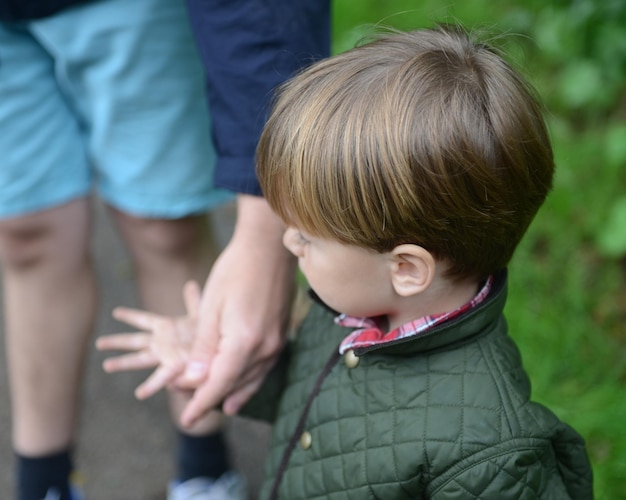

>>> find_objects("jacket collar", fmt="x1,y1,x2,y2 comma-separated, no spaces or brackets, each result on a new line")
354,269,508,356
336,275,493,355
309,269,508,357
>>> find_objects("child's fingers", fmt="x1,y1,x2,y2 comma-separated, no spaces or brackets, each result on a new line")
135,365,184,400
112,307,161,330
96,333,151,352
102,351,158,373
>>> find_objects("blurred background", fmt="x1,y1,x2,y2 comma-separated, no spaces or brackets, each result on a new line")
333,1,626,498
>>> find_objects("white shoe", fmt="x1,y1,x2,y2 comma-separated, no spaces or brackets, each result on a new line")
42,484,84,500
167,471,247,500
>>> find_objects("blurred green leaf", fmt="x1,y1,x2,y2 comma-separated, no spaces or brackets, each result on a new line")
558,60,606,108
605,124,626,168
596,197,626,257
533,8,580,58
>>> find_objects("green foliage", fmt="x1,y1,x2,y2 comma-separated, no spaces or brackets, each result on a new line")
504,0,626,118
598,196,626,257
332,1,626,497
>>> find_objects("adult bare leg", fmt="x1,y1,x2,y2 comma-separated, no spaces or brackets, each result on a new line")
108,207,223,436
0,198,96,456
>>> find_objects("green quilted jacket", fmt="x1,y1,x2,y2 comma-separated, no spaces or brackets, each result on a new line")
244,271,593,499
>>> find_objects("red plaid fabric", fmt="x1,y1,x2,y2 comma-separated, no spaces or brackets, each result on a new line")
336,276,493,354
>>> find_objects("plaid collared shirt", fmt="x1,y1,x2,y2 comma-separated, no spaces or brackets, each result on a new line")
336,276,493,355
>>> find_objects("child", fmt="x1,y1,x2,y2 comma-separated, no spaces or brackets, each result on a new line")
97,25,593,499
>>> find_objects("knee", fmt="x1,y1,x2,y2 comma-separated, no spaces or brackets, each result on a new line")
122,216,210,260
0,219,54,270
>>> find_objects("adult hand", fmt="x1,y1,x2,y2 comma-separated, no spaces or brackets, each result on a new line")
179,195,296,427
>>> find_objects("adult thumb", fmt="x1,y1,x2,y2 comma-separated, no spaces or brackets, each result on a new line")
181,300,220,385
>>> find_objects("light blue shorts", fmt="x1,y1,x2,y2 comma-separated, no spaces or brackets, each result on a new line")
0,0,232,219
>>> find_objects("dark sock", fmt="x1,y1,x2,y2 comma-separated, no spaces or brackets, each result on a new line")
177,431,229,482
17,448,73,500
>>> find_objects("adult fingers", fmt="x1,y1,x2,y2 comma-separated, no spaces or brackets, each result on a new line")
179,328,282,425
221,366,271,415
181,289,221,385
179,341,245,427
183,280,202,318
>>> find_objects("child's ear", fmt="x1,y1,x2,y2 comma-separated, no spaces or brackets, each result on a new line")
389,244,435,297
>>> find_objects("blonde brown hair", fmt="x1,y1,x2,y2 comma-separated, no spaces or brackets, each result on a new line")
257,24,554,280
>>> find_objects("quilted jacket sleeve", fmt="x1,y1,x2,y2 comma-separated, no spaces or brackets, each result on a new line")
427,438,591,500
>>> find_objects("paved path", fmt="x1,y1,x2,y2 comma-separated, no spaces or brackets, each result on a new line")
0,200,271,499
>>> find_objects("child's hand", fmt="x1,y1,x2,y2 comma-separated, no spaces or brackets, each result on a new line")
96,281,202,400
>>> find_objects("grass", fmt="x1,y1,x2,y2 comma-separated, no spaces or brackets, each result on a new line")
333,2,626,498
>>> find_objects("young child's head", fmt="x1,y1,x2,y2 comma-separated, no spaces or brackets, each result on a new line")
257,24,553,290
